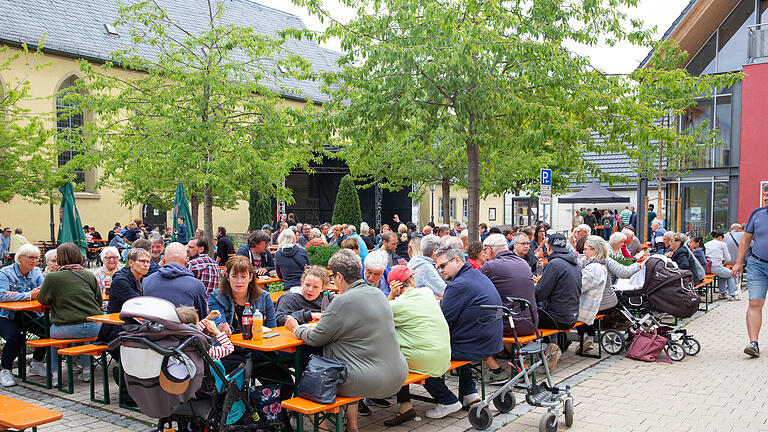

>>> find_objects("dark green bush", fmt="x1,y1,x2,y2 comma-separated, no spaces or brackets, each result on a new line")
306,245,340,267
331,175,362,230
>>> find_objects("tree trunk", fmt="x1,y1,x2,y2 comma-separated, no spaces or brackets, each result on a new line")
190,193,200,230
466,139,480,242
441,176,450,225
204,183,214,257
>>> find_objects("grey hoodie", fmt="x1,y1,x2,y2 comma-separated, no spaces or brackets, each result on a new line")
407,255,446,297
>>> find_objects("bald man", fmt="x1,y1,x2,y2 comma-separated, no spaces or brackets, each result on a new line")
143,242,208,318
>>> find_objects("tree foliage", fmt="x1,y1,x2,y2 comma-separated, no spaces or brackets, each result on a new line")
331,174,362,228
0,44,59,203
248,188,273,232
66,0,322,241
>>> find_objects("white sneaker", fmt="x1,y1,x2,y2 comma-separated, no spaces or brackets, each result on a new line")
28,361,47,377
0,369,16,387
78,369,91,382
462,392,481,407
425,401,462,419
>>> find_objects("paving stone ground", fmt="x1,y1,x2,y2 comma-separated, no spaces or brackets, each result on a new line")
0,288,758,431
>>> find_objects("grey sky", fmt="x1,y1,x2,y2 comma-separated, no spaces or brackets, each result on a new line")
254,0,691,74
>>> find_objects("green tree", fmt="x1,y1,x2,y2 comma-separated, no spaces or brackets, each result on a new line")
332,175,362,228
66,0,321,241
300,0,668,240
0,44,59,203
248,188,273,232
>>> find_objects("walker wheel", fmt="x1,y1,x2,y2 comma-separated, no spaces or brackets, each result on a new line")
468,404,493,430
564,397,574,426
492,390,516,413
667,342,686,361
539,411,557,432
682,337,701,356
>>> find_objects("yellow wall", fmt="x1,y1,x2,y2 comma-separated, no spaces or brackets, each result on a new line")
0,46,256,240
417,186,505,228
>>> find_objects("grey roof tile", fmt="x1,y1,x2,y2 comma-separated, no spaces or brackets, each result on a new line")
0,0,340,103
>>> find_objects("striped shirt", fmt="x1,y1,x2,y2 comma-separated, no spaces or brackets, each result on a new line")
197,321,234,360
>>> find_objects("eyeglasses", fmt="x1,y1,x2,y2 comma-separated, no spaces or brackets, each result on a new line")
437,257,458,270
104,256,119,260
22,255,39,261
514,242,529,247
228,273,251,281
134,259,151,265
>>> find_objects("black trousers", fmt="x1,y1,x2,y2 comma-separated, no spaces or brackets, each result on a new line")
0,312,47,370
221,348,296,400
537,309,575,351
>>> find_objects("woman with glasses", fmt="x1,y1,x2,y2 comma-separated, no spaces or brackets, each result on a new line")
0,244,46,387
94,246,122,295
97,247,151,344
666,232,703,285
38,243,102,383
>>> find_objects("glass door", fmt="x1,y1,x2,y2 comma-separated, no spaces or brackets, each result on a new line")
681,182,712,237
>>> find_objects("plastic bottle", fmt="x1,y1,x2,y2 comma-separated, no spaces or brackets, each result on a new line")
321,291,329,313
242,303,253,340
252,307,263,342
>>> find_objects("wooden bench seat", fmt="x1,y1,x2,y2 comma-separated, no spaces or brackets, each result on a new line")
58,344,108,356
0,394,62,431
26,337,97,348
57,344,111,403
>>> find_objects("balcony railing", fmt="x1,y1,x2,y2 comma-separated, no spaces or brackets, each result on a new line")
748,23,768,62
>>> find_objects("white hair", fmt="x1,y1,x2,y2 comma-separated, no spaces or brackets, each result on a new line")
575,224,591,234
364,250,388,270
651,219,663,227
608,232,626,247
460,230,468,239
44,249,57,261
360,222,370,236
421,235,442,257
310,228,322,239
278,229,297,248
663,231,675,241
442,236,463,249
347,225,357,234
100,246,120,260
15,244,40,264
621,228,634,238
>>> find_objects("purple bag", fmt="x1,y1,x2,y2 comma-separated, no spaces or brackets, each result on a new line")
626,330,671,363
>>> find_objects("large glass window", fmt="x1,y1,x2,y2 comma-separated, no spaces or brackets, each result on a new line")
714,95,732,166
717,0,755,72
713,182,730,232
504,193,513,225
761,0,768,23
56,80,85,185
681,182,712,237
687,34,716,76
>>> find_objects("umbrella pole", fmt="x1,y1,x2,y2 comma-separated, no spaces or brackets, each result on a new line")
49,201,55,244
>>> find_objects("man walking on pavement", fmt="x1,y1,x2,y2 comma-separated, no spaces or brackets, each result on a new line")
733,183,768,357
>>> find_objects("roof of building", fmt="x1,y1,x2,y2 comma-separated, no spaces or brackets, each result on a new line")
638,0,699,69
0,0,340,103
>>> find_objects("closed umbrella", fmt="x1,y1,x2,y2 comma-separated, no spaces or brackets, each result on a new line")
172,183,194,242
57,182,86,255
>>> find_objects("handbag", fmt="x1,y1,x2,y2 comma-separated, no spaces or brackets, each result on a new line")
705,260,712,274
297,355,347,404
626,330,671,363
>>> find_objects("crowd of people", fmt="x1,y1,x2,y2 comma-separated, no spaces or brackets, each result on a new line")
1,186,767,429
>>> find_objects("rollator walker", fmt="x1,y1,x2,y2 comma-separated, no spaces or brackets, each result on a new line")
470,298,573,432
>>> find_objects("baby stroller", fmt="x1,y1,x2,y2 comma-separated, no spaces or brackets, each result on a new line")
600,257,701,361
469,298,574,432
108,297,269,431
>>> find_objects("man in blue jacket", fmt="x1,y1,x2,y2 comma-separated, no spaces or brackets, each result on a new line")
423,244,503,419
143,242,208,319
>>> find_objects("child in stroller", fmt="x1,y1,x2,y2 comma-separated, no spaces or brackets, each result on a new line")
110,296,283,431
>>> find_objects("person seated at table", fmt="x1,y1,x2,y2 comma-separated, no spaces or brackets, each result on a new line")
466,241,486,270
97,247,151,344
382,266,451,427
407,235,446,297
0,244,46,387
274,229,310,291
426,245,503,419
666,233,702,285
328,224,345,246
650,219,667,253
123,222,141,244
108,227,126,251
362,250,391,295
622,227,642,256
143,243,208,319
576,236,608,353
608,232,631,258
535,233,581,366
340,237,361,255
208,256,293,400
305,228,327,247
285,249,408,432
689,236,707,269
275,265,334,326
94,246,122,295
705,231,738,300
175,307,233,360
131,238,159,277
236,230,275,276
42,249,58,276
38,243,102,383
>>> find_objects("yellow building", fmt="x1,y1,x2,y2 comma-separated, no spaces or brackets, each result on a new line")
0,1,341,241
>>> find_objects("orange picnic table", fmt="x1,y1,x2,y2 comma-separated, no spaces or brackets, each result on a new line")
256,276,282,285
87,312,124,326
0,300,52,387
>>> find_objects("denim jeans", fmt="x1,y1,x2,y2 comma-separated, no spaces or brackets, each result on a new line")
747,257,768,300
0,312,46,370
711,264,736,296
49,321,101,371
423,350,489,405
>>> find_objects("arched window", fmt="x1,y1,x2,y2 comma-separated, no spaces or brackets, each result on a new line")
56,79,85,184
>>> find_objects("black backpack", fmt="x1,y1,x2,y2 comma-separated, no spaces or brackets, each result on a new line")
643,257,700,319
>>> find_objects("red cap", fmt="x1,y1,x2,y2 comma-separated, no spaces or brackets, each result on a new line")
387,265,416,284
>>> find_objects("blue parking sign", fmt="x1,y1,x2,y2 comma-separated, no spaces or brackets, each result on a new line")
540,169,552,186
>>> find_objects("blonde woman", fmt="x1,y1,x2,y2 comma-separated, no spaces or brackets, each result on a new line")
396,224,410,261
577,236,609,352
274,229,310,290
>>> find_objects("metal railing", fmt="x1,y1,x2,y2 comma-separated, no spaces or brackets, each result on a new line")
748,23,768,62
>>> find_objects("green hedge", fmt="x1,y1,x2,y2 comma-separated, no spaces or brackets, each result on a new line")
306,245,340,267
331,175,362,229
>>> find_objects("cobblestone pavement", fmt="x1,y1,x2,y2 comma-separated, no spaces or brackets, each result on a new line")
0,293,754,431
499,294,767,432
